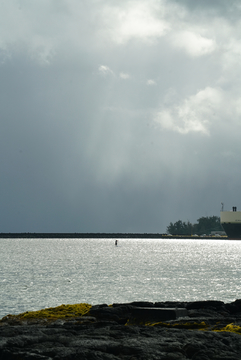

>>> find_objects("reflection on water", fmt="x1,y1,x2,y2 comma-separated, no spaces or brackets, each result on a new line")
1,238,241,318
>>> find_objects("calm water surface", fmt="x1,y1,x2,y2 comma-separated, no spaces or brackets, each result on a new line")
1,238,241,318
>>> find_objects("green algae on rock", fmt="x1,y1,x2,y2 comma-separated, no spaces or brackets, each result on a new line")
0,303,92,323
2,300,241,336
143,320,209,330
213,323,241,334
2,300,241,360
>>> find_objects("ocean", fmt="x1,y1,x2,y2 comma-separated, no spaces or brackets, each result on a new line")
1,238,241,319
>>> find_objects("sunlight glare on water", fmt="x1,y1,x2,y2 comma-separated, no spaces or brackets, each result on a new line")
1,238,241,318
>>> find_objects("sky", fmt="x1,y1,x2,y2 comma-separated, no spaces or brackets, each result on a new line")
1,0,241,233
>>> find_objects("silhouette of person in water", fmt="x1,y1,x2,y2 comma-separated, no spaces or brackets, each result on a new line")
115,240,118,246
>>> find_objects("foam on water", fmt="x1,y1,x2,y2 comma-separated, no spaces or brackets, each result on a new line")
1,238,241,318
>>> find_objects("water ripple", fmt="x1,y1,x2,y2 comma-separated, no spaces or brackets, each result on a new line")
1,238,241,318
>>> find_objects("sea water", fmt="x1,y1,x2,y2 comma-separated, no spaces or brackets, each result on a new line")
1,238,241,319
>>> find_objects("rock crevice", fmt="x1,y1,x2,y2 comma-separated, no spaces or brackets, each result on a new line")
1,300,241,359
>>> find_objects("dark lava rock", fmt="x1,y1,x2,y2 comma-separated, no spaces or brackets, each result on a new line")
1,300,241,360
89,304,133,324
186,300,225,310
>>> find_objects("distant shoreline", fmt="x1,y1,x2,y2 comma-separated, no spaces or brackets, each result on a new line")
0,233,227,239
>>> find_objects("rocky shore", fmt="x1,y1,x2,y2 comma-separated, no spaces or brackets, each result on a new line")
1,300,241,359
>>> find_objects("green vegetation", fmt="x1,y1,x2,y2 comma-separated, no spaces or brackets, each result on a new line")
166,216,223,236
145,321,241,334
0,303,92,323
2,303,241,335
145,321,209,330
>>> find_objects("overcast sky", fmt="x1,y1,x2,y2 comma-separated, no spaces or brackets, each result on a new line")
1,0,241,233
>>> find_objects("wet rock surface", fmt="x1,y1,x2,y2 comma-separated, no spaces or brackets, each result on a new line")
1,300,241,359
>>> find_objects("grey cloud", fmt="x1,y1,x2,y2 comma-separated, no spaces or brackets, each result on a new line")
172,0,238,12
0,1,241,233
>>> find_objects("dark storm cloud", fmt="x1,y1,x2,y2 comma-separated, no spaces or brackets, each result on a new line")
0,0,241,232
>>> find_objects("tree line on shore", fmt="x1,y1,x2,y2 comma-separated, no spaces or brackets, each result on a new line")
166,216,223,236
